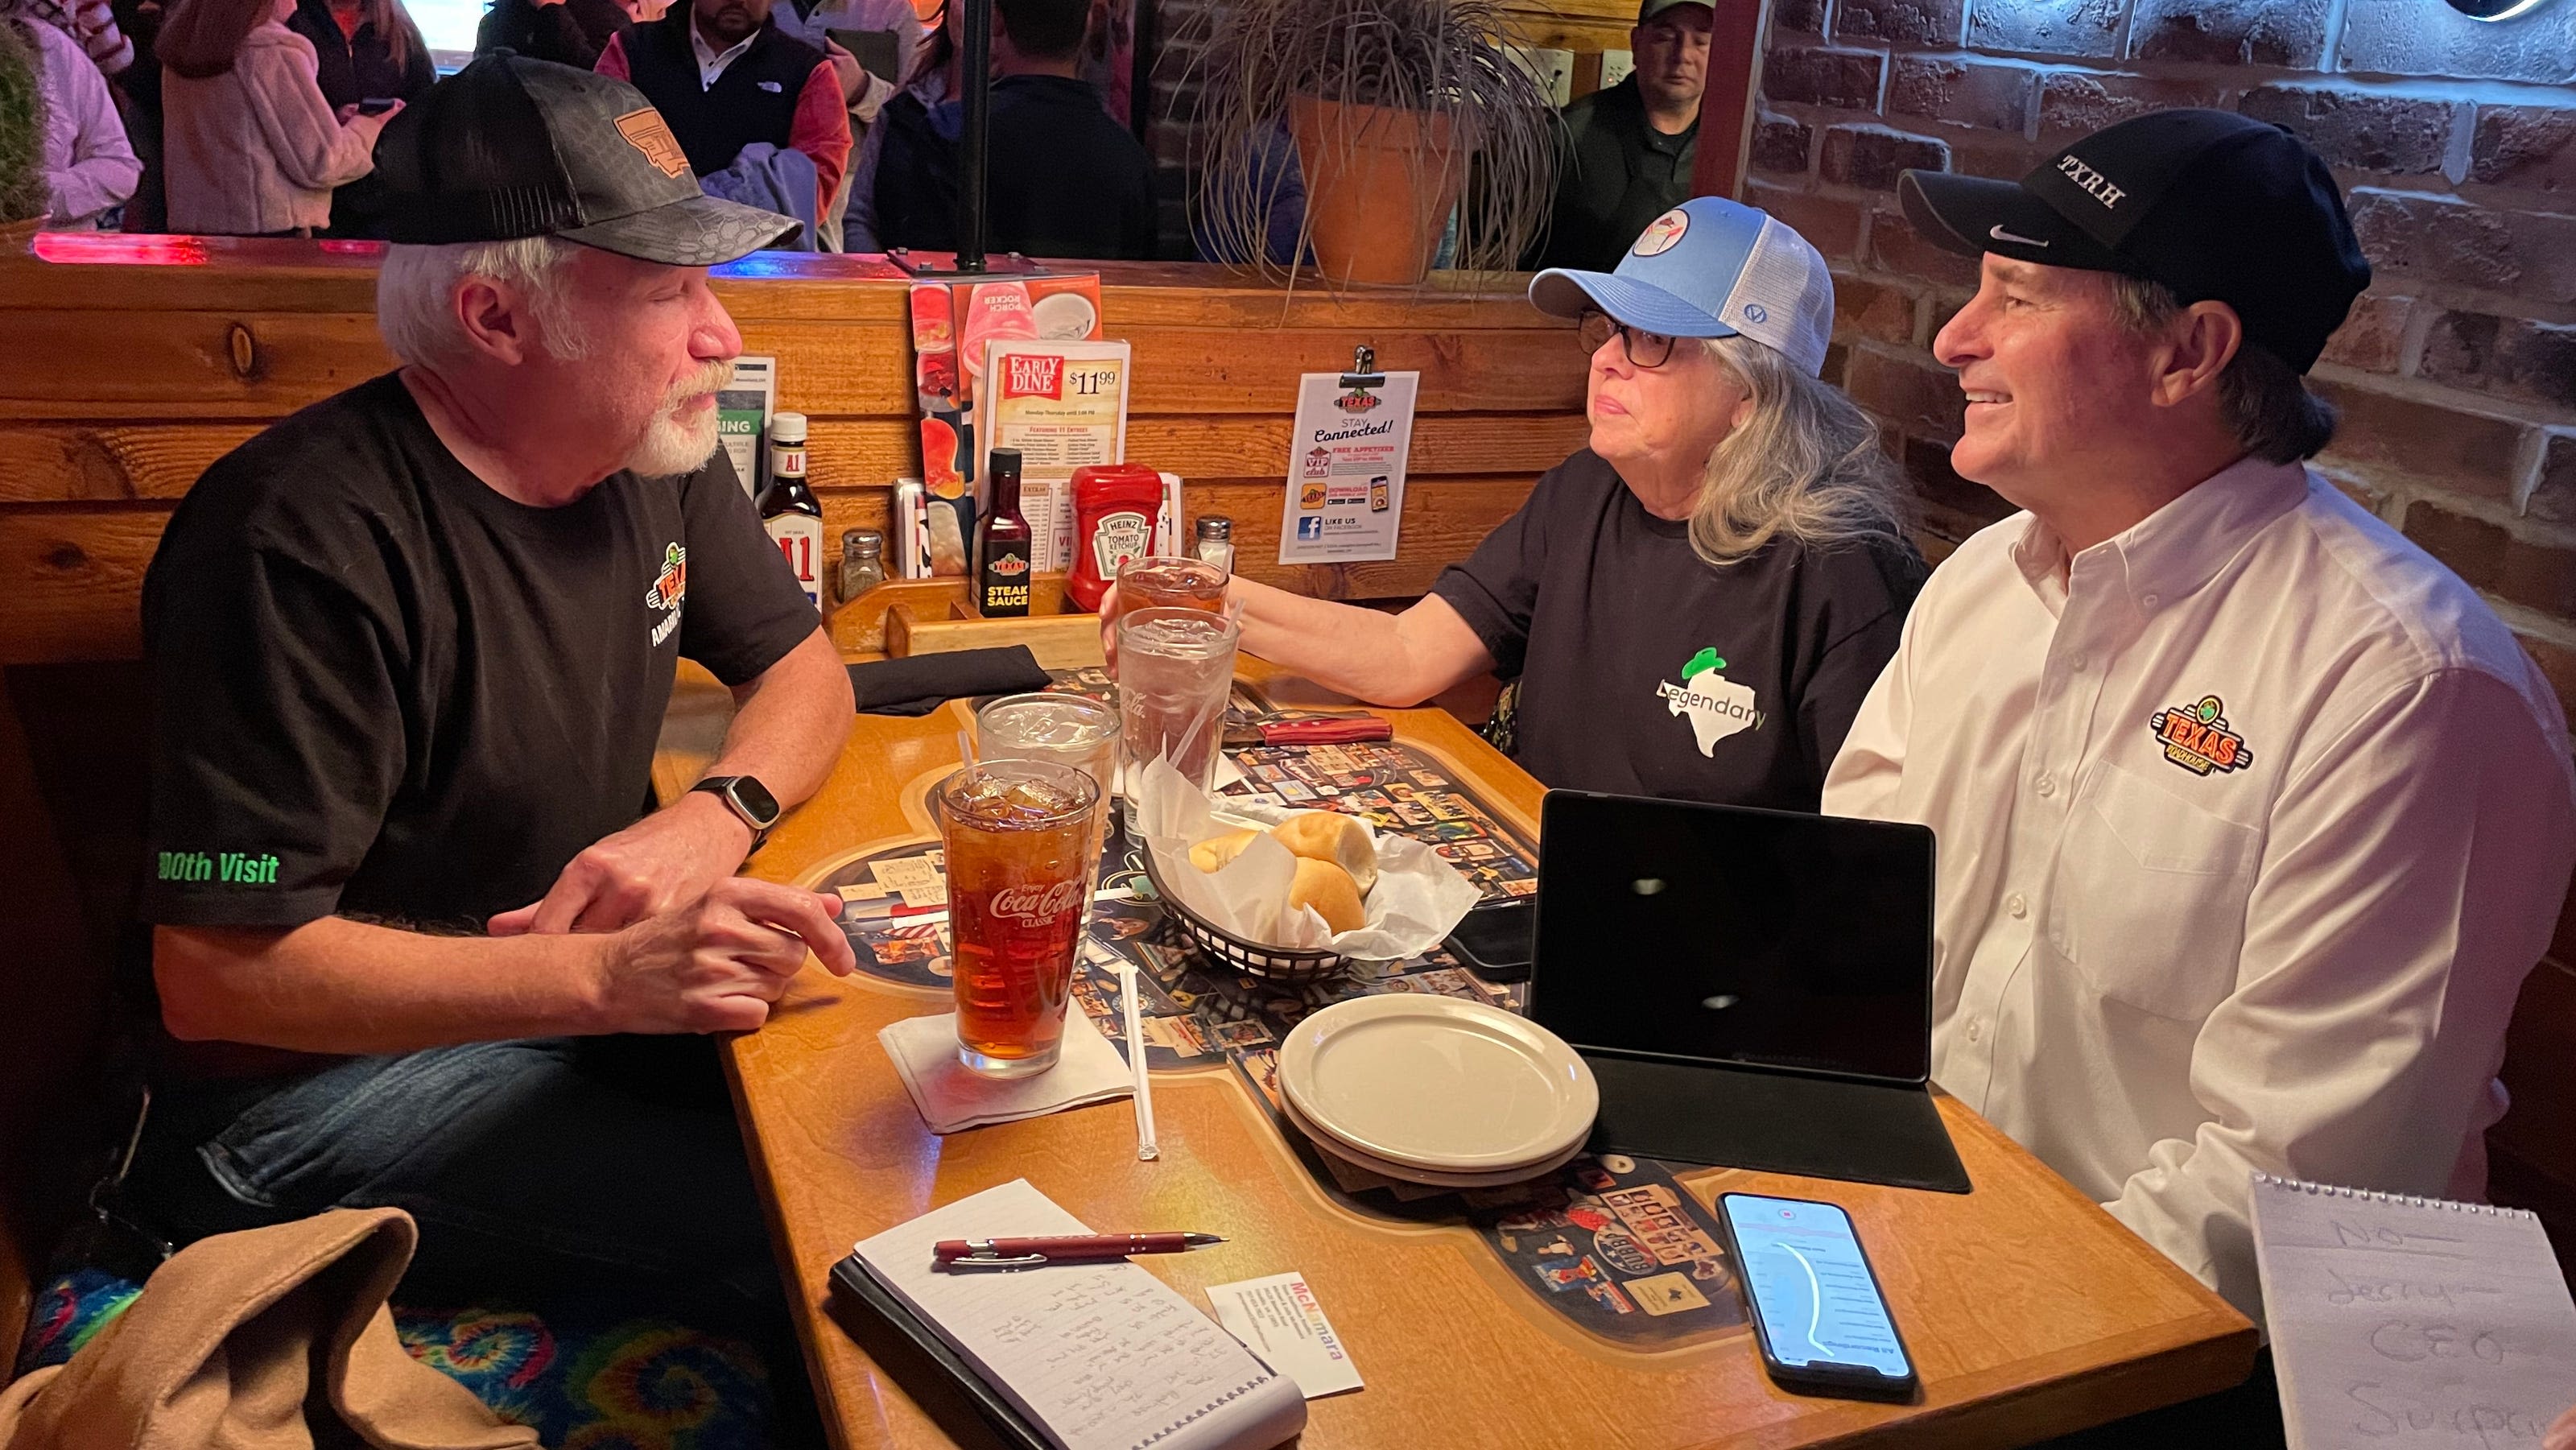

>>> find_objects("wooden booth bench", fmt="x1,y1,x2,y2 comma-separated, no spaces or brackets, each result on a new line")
0,240,1590,1374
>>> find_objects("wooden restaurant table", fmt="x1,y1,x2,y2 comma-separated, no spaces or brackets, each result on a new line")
709,658,2256,1450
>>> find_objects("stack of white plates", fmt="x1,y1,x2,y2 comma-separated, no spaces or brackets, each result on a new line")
1274,995,1600,1188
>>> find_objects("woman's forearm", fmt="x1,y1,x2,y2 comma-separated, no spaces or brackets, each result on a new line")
1229,578,1492,706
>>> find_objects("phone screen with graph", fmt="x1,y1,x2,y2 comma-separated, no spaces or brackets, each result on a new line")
1717,1192,1918,1401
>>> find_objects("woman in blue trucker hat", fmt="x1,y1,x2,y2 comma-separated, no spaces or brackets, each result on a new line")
1112,195,1926,812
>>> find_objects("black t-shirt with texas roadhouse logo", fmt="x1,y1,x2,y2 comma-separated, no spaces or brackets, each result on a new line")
1431,450,1925,812
140,372,817,933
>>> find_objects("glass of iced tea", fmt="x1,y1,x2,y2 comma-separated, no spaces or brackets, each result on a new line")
1118,555,1229,613
936,758,1103,1077
1116,606,1241,832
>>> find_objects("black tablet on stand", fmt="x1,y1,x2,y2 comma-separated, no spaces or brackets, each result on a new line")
1530,792,1971,1195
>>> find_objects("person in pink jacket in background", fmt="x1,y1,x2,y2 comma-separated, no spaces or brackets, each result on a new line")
6,11,139,226
155,0,398,235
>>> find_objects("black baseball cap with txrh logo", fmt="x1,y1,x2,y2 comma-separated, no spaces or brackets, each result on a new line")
372,52,798,266
1897,108,2370,374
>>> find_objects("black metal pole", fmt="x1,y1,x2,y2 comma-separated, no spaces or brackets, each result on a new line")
956,0,993,273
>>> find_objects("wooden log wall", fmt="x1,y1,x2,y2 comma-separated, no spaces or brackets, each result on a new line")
0,244,1587,667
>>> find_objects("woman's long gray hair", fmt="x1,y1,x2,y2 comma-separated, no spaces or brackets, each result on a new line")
1688,334,1915,568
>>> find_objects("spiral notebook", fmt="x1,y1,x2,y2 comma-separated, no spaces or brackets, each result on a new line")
845,1180,1307,1450
2249,1173,2576,1448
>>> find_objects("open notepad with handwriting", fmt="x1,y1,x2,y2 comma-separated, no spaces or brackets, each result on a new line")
851,1179,1307,1450
2251,1173,2576,1448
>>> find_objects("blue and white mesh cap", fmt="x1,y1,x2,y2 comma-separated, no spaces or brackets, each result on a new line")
1530,196,1835,378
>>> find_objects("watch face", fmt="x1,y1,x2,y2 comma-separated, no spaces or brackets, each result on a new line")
730,776,782,826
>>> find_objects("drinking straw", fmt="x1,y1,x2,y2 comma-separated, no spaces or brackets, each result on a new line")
1116,961,1159,1161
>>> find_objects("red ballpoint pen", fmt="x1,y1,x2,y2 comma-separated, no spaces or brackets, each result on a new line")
932,1233,1226,1268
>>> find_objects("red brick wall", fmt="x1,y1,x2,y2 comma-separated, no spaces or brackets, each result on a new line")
1748,0,2576,1246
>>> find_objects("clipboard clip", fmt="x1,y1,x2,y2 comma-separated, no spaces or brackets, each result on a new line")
1340,344,1384,390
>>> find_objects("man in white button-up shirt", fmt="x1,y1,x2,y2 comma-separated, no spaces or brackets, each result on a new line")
1823,109,2576,1334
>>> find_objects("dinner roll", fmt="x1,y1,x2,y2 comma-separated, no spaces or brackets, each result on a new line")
1269,811,1377,894
1286,857,1366,935
1188,828,1261,874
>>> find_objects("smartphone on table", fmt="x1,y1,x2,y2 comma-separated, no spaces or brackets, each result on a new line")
1443,899,1534,982
1716,1192,1918,1402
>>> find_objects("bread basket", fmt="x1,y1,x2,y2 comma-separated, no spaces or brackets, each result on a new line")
1139,845,1357,985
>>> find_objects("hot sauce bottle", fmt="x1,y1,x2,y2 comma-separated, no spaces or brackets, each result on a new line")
758,411,824,612
976,447,1034,618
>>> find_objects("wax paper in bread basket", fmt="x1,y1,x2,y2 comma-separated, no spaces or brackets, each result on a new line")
1133,757,1481,956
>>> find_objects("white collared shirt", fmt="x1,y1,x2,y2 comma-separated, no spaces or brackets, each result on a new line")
689,20,758,89
1823,456,2575,1324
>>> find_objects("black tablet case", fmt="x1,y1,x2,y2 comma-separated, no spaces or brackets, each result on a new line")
1582,1052,1970,1194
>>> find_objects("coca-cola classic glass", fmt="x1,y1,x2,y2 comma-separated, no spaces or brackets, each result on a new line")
936,758,1103,1077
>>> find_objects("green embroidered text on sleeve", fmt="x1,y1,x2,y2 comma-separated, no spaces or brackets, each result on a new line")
157,851,281,885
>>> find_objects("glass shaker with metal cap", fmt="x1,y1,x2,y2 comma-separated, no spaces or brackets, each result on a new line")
1194,515,1235,578
839,528,886,605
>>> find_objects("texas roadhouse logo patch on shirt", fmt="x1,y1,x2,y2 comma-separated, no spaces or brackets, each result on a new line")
646,542,687,646
2147,694,2253,775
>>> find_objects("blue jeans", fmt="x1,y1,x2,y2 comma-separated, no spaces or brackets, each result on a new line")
129,1035,783,1316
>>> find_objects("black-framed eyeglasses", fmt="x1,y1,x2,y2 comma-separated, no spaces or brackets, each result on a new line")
1578,309,1678,369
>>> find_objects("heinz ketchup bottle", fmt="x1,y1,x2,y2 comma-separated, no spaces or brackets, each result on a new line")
1065,463,1166,613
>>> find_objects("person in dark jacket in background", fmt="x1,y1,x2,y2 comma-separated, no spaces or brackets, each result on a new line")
286,0,428,107
283,0,431,235
872,0,1152,258
477,0,628,72
597,0,849,229
109,0,167,229
1529,0,1707,272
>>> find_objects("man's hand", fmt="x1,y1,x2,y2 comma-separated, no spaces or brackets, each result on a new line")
2546,1405,2575,1450
489,791,753,936
595,878,857,1034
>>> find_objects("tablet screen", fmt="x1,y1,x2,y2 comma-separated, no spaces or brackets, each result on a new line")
1529,793,1934,1084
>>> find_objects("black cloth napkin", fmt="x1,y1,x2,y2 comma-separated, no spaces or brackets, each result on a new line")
848,647,1055,717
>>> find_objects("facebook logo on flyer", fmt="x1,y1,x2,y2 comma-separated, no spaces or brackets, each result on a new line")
1296,517,1324,541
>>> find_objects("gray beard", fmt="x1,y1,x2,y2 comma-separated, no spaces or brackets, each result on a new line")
620,407,723,477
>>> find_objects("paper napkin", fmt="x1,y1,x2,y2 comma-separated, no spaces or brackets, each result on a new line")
880,1011,1134,1134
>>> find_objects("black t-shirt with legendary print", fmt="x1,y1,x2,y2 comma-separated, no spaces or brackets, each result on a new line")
140,371,817,933
1431,449,1925,811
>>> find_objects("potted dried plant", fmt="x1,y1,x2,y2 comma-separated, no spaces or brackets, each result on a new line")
0,17,46,250
1177,0,1558,287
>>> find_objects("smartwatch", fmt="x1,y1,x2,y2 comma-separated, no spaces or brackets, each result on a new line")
691,775,782,851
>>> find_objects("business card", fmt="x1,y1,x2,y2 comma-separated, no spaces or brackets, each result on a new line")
1205,1271,1364,1398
